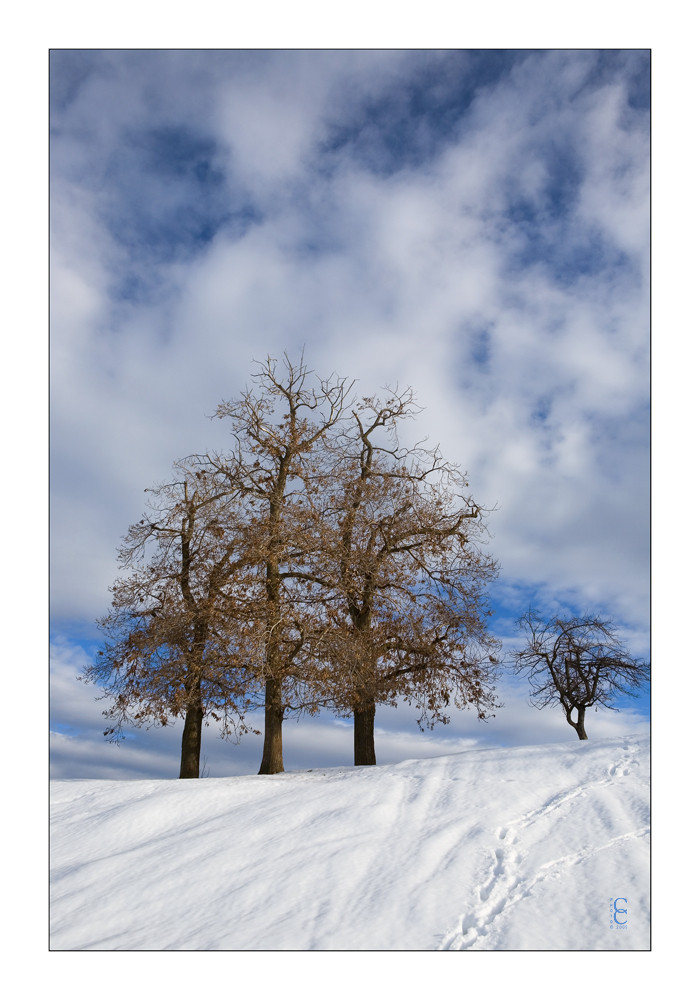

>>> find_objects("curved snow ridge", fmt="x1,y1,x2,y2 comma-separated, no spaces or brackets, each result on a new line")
50,734,649,950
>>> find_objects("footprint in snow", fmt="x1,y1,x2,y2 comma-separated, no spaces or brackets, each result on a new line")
608,758,639,777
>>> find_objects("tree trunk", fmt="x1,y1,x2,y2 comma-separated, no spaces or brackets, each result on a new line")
258,676,285,774
179,698,204,778
565,704,588,740
354,703,377,765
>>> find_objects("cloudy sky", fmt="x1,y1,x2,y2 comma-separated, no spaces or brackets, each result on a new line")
49,49,650,779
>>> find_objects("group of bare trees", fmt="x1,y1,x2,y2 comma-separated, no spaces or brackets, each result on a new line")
85,354,650,778
85,355,501,777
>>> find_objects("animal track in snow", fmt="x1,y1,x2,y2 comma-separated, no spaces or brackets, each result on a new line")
438,744,646,950
608,758,639,777
511,744,643,833
440,825,649,950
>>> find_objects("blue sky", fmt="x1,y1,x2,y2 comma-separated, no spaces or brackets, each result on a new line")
49,49,650,779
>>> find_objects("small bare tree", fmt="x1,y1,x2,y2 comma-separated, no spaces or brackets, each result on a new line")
511,610,650,740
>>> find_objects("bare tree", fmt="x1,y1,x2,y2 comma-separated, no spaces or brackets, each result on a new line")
207,354,353,774
83,459,257,778
511,610,650,739
317,391,501,764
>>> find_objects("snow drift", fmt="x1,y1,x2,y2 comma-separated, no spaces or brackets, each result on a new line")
50,734,649,950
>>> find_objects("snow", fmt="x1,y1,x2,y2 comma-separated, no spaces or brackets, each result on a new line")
50,734,649,951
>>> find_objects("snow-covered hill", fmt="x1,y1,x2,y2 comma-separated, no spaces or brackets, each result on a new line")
50,734,649,950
